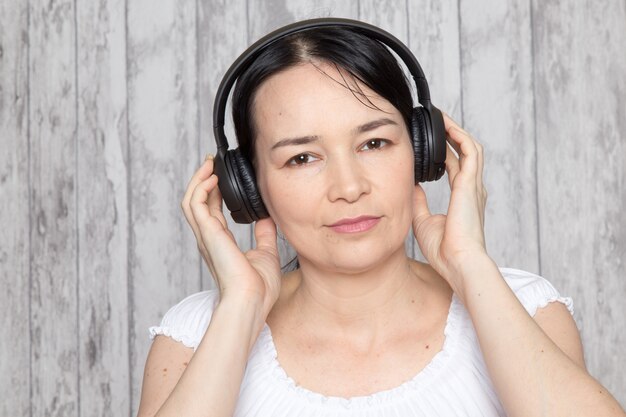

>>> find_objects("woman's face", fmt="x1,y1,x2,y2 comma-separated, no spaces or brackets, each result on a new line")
253,62,415,272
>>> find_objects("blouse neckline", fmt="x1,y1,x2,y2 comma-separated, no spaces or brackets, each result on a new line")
257,293,462,409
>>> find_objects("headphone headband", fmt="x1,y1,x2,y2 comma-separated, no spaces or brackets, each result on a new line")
212,17,433,150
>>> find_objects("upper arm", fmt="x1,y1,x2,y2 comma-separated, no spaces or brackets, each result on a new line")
136,335,195,417
533,301,586,369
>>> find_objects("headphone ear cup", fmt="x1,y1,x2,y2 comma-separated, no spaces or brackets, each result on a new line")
411,107,429,183
230,149,269,221
411,106,447,183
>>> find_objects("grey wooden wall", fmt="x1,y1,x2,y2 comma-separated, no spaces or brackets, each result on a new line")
1,0,624,415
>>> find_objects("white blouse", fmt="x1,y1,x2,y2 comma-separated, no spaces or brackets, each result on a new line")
149,267,574,416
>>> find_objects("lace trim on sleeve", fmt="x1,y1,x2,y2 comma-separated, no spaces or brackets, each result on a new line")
499,267,574,317
148,289,220,351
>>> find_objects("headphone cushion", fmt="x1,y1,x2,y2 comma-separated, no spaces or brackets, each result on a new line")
411,107,429,183
231,150,268,220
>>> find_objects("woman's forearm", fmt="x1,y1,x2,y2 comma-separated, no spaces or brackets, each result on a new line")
155,295,265,417
455,255,624,417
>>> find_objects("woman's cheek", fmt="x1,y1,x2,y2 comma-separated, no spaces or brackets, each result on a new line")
384,149,417,224
262,172,317,226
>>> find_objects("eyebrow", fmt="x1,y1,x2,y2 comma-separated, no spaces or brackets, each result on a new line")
352,117,398,135
270,118,398,151
271,135,320,150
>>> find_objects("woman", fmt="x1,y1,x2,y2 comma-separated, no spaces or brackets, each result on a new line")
137,19,624,417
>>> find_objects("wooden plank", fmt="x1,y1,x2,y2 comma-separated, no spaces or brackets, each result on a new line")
197,0,250,289
248,0,357,38
28,0,79,415
75,0,129,415
357,0,416,256
532,0,626,405
126,0,200,414
458,0,539,271
0,1,30,416
407,0,461,261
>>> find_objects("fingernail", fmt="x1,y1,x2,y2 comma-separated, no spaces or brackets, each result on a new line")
205,153,214,161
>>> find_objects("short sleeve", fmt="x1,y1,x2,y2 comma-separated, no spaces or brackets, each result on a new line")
499,267,574,317
148,289,220,350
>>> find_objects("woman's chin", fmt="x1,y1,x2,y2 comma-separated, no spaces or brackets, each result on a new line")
298,242,408,275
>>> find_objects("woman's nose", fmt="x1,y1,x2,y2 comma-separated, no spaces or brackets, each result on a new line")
326,156,371,203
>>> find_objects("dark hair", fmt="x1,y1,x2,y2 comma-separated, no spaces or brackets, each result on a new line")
231,25,415,164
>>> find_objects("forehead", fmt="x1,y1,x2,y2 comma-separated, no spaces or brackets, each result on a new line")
251,62,402,143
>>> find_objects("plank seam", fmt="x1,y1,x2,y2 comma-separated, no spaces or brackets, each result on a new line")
27,1,33,416
73,0,81,415
528,0,542,275
124,0,134,414
195,0,203,290
456,0,465,125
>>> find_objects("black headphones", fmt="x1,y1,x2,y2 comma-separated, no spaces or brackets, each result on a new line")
213,17,447,224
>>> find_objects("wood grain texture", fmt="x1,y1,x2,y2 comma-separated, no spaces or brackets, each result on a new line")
126,0,200,414
248,0,356,39
0,1,624,414
532,0,626,405
407,0,461,261
76,0,129,415
197,0,250,289
0,1,30,416
28,0,79,415
459,0,539,271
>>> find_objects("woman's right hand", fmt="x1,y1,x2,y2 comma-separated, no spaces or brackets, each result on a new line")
181,154,282,322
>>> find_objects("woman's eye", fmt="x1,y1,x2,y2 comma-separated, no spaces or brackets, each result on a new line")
361,139,388,151
287,153,317,166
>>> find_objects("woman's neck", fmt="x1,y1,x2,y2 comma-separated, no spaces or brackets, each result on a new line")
282,246,435,351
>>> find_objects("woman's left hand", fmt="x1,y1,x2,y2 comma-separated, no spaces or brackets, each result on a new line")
412,113,489,294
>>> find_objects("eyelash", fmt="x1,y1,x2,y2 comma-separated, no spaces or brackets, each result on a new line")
286,138,390,167
361,138,389,151
287,153,319,166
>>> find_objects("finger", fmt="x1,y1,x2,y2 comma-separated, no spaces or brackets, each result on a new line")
189,175,240,258
188,175,239,281
182,154,215,212
446,132,463,159
254,217,278,257
442,112,469,136
189,174,222,238
443,113,487,229
182,175,215,255
446,125,478,185
441,115,464,159
476,140,485,194
204,174,231,230
445,141,460,188
200,175,235,241
443,113,486,191
412,184,431,225
181,156,217,242
442,113,476,160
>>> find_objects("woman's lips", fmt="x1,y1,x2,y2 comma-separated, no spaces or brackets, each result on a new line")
328,216,381,233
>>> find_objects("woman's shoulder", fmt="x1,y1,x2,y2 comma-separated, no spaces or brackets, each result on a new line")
498,266,574,317
148,289,221,351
